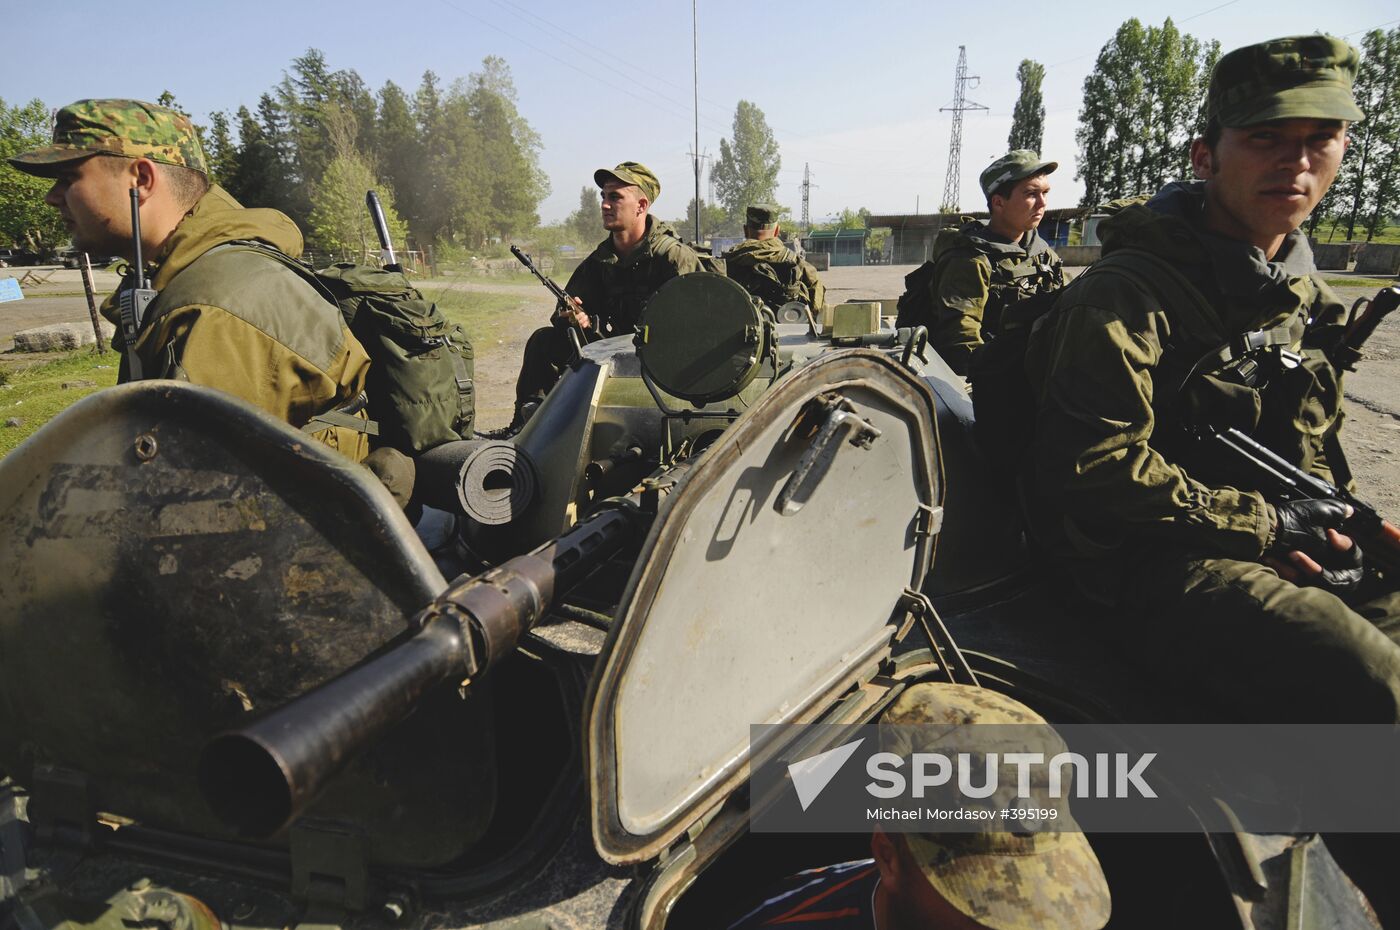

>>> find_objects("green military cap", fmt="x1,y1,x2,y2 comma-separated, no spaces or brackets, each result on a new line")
745,203,780,231
8,99,208,178
594,161,661,203
879,684,1111,930
1207,35,1365,128
979,150,1057,199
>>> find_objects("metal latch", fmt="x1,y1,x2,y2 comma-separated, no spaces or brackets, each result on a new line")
290,819,368,918
775,394,882,516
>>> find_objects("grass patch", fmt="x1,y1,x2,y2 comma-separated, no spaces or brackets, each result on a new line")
419,286,538,344
0,349,120,458
1323,276,1398,290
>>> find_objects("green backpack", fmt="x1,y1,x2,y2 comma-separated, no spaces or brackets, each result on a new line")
314,264,474,455
241,245,475,455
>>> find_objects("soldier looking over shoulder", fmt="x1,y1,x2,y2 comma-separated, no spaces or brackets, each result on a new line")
512,161,704,427
7,99,372,461
722,203,826,314
896,151,1063,376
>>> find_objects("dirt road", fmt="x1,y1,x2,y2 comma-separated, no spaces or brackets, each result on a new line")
6,264,1397,513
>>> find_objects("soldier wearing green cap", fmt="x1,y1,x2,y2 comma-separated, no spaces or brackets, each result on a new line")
7,99,371,461
727,683,1111,930
511,161,706,426
895,151,1063,377
721,204,826,314
1022,35,1400,737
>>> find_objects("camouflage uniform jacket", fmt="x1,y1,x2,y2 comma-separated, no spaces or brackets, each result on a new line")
1023,181,1349,603
565,217,706,336
900,220,1063,375
103,185,371,461
721,237,827,312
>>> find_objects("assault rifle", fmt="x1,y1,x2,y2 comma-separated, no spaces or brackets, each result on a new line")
1207,427,1400,576
510,245,585,358
1316,285,1400,372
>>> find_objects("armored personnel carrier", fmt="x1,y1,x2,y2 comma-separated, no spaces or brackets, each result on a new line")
0,274,1380,928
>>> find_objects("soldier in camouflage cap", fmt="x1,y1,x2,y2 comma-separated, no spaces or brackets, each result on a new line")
722,203,826,314
896,150,1063,376
512,160,704,428
1020,35,1400,921
7,98,371,462
727,684,1110,930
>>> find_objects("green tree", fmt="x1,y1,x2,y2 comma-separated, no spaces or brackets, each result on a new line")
205,111,237,188
0,98,66,254
679,197,734,239
569,185,599,242
1338,28,1400,240
376,80,422,241
712,101,782,228
1075,18,1216,206
1008,60,1046,153
225,99,290,209
308,150,407,259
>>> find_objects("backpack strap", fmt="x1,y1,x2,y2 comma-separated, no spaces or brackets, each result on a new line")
210,240,380,437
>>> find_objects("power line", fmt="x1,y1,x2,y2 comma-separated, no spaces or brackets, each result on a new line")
485,0,732,117
940,46,987,213
433,0,732,138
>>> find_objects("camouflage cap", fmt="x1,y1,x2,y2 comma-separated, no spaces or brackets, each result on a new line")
1207,35,1365,128
979,150,1057,199
8,99,207,178
594,161,660,203
745,203,780,231
879,684,1111,930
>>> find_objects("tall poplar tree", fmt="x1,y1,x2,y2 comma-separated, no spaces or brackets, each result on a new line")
1008,60,1046,153
1076,18,1218,207
712,101,782,229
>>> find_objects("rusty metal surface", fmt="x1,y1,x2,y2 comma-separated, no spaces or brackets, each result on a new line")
0,382,494,865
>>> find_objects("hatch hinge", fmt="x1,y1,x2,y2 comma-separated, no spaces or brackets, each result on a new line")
913,504,943,538
898,589,978,686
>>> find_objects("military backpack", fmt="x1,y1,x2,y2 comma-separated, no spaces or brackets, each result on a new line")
969,251,1196,472
239,245,475,455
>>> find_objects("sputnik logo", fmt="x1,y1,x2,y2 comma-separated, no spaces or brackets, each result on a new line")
787,738,865,811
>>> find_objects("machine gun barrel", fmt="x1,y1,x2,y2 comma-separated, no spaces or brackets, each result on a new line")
199,497,647,837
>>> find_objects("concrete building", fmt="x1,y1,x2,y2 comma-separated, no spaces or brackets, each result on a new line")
866,208,1087,265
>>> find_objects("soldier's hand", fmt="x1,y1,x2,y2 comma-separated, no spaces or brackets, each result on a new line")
557,296,590,331
1268,499,1364,595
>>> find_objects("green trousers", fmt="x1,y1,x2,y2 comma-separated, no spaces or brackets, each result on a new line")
1116,553,1400,723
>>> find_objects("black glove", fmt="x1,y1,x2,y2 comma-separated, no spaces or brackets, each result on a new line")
1271,499,1364,595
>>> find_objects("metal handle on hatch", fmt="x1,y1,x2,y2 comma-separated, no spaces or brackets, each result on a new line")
775,396,882,516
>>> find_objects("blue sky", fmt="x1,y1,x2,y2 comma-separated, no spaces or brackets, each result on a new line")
3,0,1394,224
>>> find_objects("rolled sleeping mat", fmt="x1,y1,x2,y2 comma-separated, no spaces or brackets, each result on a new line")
415,439,538,525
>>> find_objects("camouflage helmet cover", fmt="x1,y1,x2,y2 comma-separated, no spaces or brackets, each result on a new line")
7,99,208,177
879,684,1111,930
